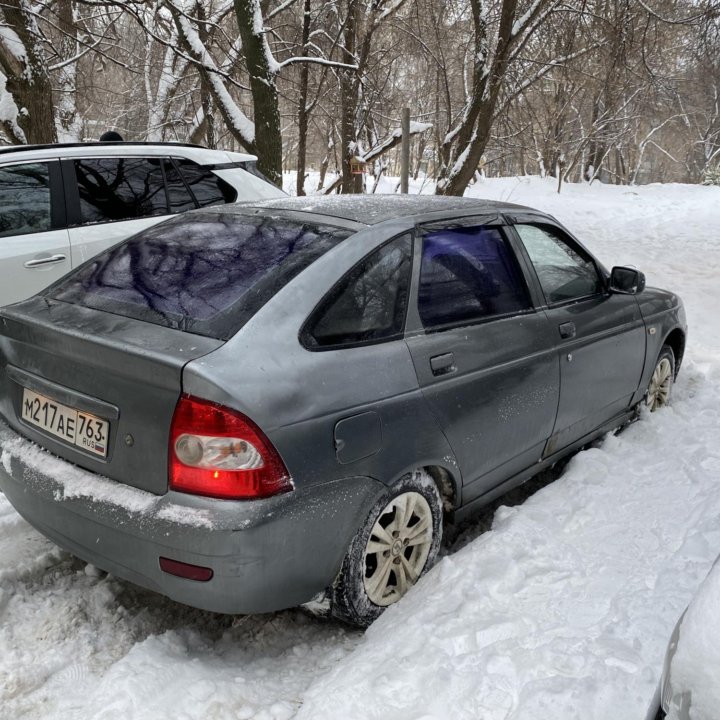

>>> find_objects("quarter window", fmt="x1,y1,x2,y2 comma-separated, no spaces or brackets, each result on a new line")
418,226,531,329
306,234,412,348
515,224,602,303
164,159,198,213
0,163,52,238
74,158,169,224
174,158,237,207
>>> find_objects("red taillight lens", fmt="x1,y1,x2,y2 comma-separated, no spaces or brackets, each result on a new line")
169,394,292,500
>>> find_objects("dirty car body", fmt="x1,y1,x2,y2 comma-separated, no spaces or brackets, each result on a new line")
0,196,687,621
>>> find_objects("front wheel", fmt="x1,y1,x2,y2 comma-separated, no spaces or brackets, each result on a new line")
331,470,443,628
646,345,675,412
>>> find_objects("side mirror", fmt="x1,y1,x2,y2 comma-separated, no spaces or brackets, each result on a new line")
609,266,645,295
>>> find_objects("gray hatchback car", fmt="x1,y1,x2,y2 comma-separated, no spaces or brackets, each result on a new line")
0,196,686,626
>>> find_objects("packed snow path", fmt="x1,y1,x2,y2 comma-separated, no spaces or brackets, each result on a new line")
1,178,719,720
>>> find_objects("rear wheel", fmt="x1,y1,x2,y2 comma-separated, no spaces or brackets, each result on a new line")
331,470,443,628
646,345,675,412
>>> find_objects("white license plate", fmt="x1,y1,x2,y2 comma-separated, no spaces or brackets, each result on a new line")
21,388,110,458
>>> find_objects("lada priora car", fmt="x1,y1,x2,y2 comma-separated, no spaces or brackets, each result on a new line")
0,195,686,626
0,141,284,307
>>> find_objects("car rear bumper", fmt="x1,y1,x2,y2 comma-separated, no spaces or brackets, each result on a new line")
0,419,384,614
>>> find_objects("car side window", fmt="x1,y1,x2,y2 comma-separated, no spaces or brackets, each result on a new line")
418,225,531,329
0,163,52,238
515,224,603,304
74,157,169,224
174,158,237,207
305,234,412,348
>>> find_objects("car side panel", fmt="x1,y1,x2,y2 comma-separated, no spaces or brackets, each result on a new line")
180,219,462,495
543,293,647,453
506,216,648,453
0,159,71,307
0,229,71,306
405,312,560,504
183,337,460,495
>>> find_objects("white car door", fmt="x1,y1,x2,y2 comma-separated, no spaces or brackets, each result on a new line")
64,156,174,266
0,161,71,307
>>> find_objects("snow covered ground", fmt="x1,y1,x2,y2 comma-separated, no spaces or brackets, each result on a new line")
1,176,719,719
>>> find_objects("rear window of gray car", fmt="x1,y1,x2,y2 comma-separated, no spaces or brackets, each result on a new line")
47,212,353,339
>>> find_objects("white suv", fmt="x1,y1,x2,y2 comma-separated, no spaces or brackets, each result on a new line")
0,142,285,306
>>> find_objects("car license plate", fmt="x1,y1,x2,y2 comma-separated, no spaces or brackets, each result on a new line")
21,388,109,458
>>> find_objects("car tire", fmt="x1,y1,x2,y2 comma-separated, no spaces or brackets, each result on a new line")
331,469,443,628
647,345,675,412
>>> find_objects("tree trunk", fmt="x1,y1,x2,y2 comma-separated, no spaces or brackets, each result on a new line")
340,0,362,193
295,0,312,196
56,0,80,142
0,0,57,144
234,0,283,186
197,4,216,149
436,0,519,196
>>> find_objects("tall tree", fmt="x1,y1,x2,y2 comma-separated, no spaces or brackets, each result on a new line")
435,0,563,195
234,0,283,185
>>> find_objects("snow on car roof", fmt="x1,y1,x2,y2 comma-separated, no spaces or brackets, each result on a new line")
240,194,532,225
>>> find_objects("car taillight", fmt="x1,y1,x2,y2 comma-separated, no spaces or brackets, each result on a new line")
169,394,292,500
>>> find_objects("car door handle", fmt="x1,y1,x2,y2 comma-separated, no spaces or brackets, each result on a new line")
558,322,576,340
24,254,67,268
430,352,455,376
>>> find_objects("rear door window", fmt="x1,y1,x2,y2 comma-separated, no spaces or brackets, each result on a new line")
74,157,169,224
48,211,353,339
0,162,54,237
418,225,531,329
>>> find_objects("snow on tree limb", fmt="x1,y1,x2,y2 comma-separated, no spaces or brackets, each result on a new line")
170,2,256,146
360,121,432,164
275,56,358,71
0,70,25,143
0,25,26,73
265,0,299,22
510,0,545,36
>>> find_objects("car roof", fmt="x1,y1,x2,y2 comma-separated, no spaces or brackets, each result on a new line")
237,194,536,226
0,142,256,166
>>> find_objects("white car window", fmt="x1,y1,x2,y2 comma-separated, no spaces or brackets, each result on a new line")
74,157,168,224
0,163,53,237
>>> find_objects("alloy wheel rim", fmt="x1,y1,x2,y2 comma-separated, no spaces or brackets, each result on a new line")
363,491,433,607
647,357,672,411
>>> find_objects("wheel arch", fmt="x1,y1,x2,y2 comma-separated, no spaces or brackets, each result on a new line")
663,328,686,377
384,461,461,521
423,464,460,517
